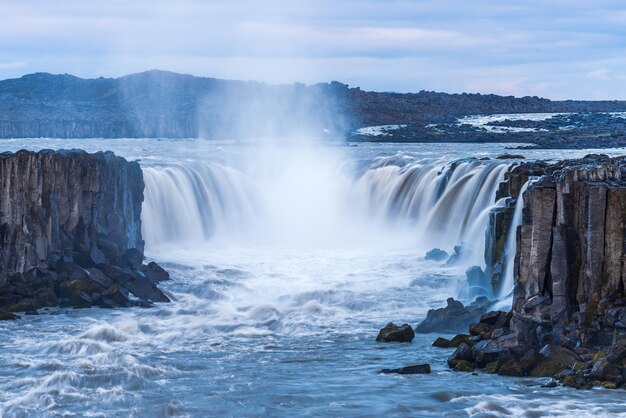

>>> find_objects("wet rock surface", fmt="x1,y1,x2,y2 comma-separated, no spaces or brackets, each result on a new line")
380,364,431,375
415,297,492,334
0,150,170,315
435,155,626,389
376,322,415,342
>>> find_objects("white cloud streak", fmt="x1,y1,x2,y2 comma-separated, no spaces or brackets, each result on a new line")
1,0,626,98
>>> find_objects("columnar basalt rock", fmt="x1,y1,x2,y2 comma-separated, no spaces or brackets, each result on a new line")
484,161,548,293
513,155,626,347
0,150,169,313
443,155,626,389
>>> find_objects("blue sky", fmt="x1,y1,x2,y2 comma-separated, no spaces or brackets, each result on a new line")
1,0,626,99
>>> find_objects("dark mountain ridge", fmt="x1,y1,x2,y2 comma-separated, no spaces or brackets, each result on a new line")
1,70,626,143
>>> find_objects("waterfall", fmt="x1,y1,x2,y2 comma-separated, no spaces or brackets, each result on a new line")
142,162,258,248
497,178,537,302
141,155,511,268
355,159,511,266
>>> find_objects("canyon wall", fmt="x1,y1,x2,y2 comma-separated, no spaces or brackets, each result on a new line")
0,150,169,314
513,155,626,347
446,155,626,388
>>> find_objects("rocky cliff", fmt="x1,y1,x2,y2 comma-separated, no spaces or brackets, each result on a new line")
513,155,626,347
444,155,626,389
0,150,169,316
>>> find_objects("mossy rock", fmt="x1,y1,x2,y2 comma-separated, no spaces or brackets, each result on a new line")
529,361,565,377
448,334,472,348
602,381,617,389
453,360,475,372
59,279,103,306
542,379,558,388
469,323,492,338
0,312,19,320
572,361,590,372
592,351,606,363
562,375,577,387
498,359,524,377
432,337,450,348
484,361,498,374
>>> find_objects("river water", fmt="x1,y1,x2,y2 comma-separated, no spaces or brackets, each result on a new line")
1,138,625,417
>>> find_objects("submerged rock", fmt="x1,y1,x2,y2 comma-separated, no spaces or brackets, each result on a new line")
0,312,19,320
445,245,470,266
425,248,449,262
380,364,431,374
376,323,415,342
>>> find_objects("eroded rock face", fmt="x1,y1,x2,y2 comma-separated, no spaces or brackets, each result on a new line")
484,161,548,292
0,150,169,312
513,154,626,347
439,155,626,389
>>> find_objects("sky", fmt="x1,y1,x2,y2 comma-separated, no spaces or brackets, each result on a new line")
1,0,626,99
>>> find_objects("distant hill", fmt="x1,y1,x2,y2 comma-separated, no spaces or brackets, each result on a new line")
1,70,626,140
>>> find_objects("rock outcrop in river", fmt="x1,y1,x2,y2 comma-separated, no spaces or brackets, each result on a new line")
444,154,626,388
0,150,169,316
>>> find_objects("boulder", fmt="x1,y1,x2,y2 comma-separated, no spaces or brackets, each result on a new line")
472,340,504,367
109,267,170,303
139,261,170,283
415,298,488,334
498,359,523,376
425,248,448,262
380,364,431,375
496,154,525,160
590,358,622,382
445,245,469,266
376,323,415,343
121,248,144,269
539,345,581,369
448,342,474,365
432,337,450,348
448,334,472,348
607,338,626,363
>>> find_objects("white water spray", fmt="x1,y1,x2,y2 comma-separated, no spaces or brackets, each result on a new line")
142,150,511,271
497,178,537,304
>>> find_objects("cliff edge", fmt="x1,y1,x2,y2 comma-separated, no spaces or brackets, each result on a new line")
0,150,169,316
444,155,626,389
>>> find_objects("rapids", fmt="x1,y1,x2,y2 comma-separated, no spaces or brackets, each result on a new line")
1,138,626,417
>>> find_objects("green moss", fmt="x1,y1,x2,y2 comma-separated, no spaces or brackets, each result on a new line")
453,360,475,373
448,334,471,348
592,351,606,363
562,375,576,387
602,381,617,389
484,361,498,374
498,359,523,377
529,361,565,377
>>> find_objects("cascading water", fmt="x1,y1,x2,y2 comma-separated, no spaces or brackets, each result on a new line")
497,178,538,304
142,150,511,273
5,139,626,417
142,162,258,247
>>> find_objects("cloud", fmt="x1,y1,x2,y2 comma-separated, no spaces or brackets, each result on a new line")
1,0,626,99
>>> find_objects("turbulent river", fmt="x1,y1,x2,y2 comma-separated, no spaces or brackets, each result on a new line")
1,138,626,417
